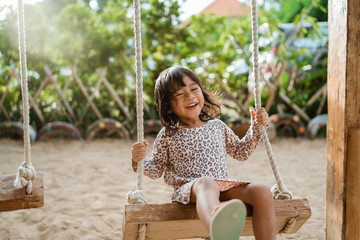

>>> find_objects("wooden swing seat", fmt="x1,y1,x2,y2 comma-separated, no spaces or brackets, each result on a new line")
123,198,311,240
0,173,44,212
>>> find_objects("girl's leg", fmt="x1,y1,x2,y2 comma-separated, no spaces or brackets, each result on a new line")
220,183,276,240
190,176,221,231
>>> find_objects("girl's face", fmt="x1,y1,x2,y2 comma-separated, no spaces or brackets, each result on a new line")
170,75,204,127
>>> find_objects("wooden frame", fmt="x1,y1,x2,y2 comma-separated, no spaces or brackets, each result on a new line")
327,0,360,239
122,198,311,240
44,66,77,122
11,69,45,123
0,173,44,212
71,66,103,121
96,68,133,122
0,69,45,123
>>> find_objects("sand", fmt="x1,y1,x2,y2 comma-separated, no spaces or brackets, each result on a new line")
0,137,326,239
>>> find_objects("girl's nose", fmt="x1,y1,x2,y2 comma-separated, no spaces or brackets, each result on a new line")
185,92,195,100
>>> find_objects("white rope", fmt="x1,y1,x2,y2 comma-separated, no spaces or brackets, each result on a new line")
250,0,292,200
14,0,36,195
279,217,297,233
127,190,146,204
126,0,147,239
133,0,144,194
250,0,295,232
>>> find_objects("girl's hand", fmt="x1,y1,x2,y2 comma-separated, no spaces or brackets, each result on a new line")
250,107,269,126
131,140,149,172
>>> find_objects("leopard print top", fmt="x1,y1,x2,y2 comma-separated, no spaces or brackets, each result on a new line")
143,118,262,204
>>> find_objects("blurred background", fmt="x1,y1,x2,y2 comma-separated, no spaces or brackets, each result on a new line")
0,0,328,141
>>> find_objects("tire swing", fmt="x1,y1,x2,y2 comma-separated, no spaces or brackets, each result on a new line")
227,117,251,139
307,114,327,139
0,0,44,212
228,117,276,141
86,118,130,140
122,0,311,239
0,121,37,141
270,113,306,138
37,121,83,141
143,119,163,135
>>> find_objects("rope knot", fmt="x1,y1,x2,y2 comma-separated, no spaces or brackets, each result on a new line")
127,190,146,204
280,217,297,233
271,184,293,200
14,161,36,194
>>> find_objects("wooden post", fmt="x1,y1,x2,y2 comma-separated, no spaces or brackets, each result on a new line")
327,0,360,239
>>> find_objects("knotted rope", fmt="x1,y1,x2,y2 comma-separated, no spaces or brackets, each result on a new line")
133,0,145,195
14,0,36,195
250,0,292,201
126,0,147,239
250,0,295,233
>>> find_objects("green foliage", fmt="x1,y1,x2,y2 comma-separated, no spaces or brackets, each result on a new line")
0,0,328,136
274,0,327,22
52,4,112,69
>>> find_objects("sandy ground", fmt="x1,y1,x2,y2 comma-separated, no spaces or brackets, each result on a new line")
0,137,326,239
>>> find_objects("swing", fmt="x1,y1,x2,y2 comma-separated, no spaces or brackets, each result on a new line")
0,0,44,212
123,0,311,239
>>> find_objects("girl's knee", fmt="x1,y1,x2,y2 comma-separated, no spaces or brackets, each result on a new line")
193,176,219,191
191,177,220,203
249,183,273,202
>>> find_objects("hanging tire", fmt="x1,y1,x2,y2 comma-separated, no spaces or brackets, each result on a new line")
227,117,277,141
0,121,37,141
307,114,327,139
37,122,83,141
270,114,305,138
86,118,130,140
144,119,163,135
266,122,276,142
227,117,251,139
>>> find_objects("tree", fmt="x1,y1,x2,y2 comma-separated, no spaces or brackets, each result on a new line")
0,0,328,133
270,0,327,22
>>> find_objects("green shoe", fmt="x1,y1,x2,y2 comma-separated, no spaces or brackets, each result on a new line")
210,199,247,240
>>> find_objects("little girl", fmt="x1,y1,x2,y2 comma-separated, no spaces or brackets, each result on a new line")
132,66,276,240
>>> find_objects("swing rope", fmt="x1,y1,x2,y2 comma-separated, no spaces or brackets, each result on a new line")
14,0,36,195
133,0,145,195
250,0,295,232
250,0,292,201
126,0,147,239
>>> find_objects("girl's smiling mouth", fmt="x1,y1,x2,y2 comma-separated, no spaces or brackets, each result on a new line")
186,103,198,109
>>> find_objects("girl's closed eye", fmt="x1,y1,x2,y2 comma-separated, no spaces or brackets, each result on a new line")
191,87,198,91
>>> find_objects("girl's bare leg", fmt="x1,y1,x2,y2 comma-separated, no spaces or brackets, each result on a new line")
190,176,221,231
220,183,276,240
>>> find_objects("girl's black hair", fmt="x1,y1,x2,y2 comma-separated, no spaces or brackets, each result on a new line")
154,66,221,130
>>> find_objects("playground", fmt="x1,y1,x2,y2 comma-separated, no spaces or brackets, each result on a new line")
1,0,359,239
0,137,325,239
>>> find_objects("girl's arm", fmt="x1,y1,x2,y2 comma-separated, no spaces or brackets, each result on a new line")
224,108,269,161
142,128,168,179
